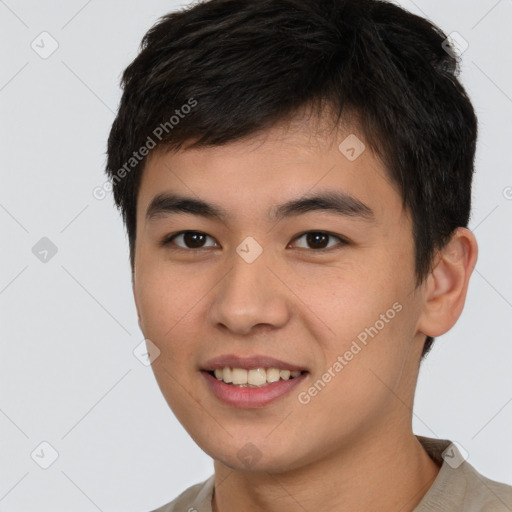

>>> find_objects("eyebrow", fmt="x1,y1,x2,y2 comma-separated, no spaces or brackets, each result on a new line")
145,190,375,224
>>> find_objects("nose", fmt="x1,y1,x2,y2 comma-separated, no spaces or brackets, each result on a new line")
207,247,290,336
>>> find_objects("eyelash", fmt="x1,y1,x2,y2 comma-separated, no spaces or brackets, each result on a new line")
160,230,349,252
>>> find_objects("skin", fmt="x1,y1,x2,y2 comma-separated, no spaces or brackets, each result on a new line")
132,113,478,512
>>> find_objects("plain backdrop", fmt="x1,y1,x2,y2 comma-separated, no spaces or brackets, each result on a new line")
0,0,511,510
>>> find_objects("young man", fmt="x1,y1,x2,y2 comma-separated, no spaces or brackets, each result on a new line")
105,0,512,510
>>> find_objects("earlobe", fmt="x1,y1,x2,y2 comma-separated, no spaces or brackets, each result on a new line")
417,227,478,338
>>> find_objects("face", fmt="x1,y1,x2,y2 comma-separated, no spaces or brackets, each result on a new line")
132,117,428,473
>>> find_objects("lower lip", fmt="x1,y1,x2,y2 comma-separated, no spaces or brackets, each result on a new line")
201,370,308,408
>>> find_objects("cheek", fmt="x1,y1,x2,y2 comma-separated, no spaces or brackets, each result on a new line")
136,256,201,330
134,264,209,418
134,261,208,373
292,301,412,448
302,255,416,399
304,257,405,345
319,291,408,388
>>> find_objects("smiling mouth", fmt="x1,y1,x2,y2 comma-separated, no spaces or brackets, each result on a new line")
205,367,307,388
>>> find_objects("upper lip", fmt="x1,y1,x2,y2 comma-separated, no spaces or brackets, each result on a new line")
201,354,308,372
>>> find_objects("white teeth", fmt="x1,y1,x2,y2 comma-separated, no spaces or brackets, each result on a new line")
232,368,248,385
266,368,280,383
248,368,267,386
223,366,233,383
210,367,304,387
279,369,291,380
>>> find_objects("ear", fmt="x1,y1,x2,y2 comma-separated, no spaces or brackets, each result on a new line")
417,227,478,338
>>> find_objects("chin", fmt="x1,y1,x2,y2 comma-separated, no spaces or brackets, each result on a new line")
203,437,311,475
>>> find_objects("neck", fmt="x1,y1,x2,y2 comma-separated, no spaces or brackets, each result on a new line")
211,426,440,512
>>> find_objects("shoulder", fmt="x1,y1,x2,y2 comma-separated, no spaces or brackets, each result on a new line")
415,436,512,511
458,461,512,511
149,474,215,512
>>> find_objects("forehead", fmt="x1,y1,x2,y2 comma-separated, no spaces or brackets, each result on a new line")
136,117,404,230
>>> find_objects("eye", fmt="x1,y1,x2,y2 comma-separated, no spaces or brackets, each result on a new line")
161,230,348,251
161,231,219,250
290,231,348,251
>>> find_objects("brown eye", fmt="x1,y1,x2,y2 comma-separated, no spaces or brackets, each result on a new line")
162,231,218,249
291,231,347,251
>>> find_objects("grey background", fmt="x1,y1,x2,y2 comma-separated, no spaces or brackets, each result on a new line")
0,0,511,510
